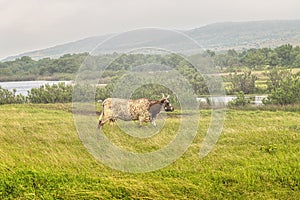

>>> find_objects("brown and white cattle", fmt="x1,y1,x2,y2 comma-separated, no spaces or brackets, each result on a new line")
97,94,174,128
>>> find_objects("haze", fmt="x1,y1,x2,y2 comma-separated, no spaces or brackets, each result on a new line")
1,0,300,60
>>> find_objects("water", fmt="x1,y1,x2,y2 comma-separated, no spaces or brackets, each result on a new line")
0,80,72,96
197,96,266,105
197,96,237,105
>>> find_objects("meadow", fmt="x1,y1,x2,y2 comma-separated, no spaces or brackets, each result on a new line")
0,104,299,199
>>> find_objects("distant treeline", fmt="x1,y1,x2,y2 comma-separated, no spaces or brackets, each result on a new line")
0,53,89,81
210,44,300,70
1,68,299,105
1,44,300,82
0,44,300,106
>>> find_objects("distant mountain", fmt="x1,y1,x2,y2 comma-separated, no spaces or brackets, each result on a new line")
187,20,300,50
2,34,112,61
3,20,300,61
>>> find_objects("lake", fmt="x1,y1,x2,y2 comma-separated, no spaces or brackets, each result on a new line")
0,80,72,96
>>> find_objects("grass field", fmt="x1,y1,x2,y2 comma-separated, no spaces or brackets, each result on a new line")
0,104,299,199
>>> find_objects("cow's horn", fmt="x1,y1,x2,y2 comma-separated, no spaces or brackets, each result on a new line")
166,94,170,99
162,93,165,98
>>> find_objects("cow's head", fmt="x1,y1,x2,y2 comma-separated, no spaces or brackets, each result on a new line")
160,94,174,112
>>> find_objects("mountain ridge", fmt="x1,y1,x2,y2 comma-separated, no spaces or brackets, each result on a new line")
3,19,300,61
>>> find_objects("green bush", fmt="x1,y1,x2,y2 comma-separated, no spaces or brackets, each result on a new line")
264,74,300,105
27,83,72,103
228,91,250,107
0,87,25,104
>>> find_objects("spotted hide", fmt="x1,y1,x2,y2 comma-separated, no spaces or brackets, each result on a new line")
97,94,174,128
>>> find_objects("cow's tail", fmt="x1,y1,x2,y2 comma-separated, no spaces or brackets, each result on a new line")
98,111,104,129
97,100,104,129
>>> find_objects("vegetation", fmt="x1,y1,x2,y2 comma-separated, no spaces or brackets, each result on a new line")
228,71,258,94
0,83,73,104
27,83,73,103
0,53,88,81
0,44,300,106
264,73,300,105
228,91,251,107
1,44,300,81
264,69,293,92
213,44,300,70
0,87,25,105
0,43,299,198
0,104,299,199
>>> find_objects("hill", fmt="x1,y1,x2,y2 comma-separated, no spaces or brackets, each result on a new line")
187,20,300,50
3,20,300,61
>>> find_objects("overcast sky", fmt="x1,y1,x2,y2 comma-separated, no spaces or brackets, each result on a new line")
1,0,300,59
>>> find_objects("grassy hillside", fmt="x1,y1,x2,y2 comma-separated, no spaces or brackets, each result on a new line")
0,104,299,199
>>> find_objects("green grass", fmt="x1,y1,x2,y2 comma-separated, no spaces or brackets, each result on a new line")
0,104,299,199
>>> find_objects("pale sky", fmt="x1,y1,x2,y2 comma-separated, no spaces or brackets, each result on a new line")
1,0,300,60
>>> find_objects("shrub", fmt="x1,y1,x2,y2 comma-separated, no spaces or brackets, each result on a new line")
228,71,258,94
228,91,250,107
27,83,72,103
0,87,26,104
263,74,300,105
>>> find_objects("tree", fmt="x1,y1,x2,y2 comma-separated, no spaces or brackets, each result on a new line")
264,69,292,92
206,50,215,57
241,49,266,69
267,52,280,66
229,71,258,94
275,44,293,66
292,54,300,68
264,74,300,105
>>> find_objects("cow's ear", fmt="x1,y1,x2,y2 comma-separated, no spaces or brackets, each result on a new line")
160,99,165,104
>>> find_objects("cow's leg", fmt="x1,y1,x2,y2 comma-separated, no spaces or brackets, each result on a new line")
109,119,116,126
98,111,104,129
139,112,151,127
138,117,144,127
150,114,157,128
138,119,143,127
151,118,157,128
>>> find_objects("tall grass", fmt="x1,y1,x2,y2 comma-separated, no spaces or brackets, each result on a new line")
0,104,299,199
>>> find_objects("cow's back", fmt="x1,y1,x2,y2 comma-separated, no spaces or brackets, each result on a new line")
102,98,151,121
